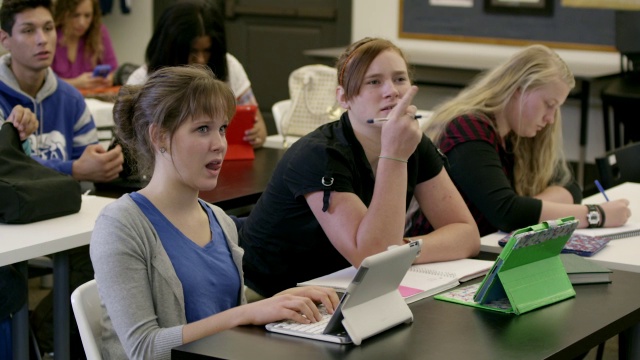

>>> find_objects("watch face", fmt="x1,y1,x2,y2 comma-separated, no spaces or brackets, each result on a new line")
588,211,600,225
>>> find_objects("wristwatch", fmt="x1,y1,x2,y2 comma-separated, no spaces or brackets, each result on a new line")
586,204,601,228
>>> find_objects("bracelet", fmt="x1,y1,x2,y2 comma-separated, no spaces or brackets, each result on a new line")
378,156,408,163
595,204,606,227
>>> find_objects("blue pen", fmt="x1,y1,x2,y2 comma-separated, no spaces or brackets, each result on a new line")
594,180,610,202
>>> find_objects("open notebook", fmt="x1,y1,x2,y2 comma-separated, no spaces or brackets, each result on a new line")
266,240,421,345
573,221,640,240
224,105,257,160
436,217,579,315
298,258,492,304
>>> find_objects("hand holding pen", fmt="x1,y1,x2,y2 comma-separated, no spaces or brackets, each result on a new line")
378,86,422,162
592,180,632,227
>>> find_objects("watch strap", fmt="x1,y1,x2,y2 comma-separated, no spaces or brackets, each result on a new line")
595,204,605,227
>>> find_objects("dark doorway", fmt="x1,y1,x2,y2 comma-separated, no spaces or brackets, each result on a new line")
153,0,352,134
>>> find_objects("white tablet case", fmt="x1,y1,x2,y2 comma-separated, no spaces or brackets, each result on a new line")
268,240,420,345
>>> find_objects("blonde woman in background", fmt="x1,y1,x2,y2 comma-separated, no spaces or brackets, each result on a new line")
407,44,630,237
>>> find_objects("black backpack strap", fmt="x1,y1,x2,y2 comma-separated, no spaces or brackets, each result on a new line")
436,146,449,168
321,174,334,212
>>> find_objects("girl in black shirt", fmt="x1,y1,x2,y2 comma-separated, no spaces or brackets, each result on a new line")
241,38,480,297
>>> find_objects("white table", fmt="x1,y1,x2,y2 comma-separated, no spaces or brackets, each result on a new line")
84,98,114,130
0,195,114,360
84,98,115,149
481,182,640,272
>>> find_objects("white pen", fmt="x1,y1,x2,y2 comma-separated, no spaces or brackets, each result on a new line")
366,115,422,124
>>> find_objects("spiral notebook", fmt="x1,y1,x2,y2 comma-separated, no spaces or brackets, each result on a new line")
409,258,493,282
573,222,640,240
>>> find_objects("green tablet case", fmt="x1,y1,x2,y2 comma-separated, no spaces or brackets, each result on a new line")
435,217,579,315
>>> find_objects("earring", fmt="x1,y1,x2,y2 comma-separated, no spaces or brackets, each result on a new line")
160,147,166,153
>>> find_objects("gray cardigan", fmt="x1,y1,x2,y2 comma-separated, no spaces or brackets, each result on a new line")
90,195,246,360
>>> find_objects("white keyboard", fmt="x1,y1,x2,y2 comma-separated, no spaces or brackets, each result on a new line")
268,306,331,335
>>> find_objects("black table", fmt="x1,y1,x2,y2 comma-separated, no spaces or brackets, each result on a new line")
172,270,640,360
94,147,285,210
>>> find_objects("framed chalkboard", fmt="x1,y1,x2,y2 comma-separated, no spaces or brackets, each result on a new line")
399,0,616,51
484,0,554,16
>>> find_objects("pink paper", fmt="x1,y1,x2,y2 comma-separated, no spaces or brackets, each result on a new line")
398,285,422,297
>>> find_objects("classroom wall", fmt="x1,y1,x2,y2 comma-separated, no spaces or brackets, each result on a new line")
351,0,617,164
101,0,153,66
102,0,614,163
401,0,615,49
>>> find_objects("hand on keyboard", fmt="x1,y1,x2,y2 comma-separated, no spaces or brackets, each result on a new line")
270,306,333,335
242,293,324,325
274,286,341,314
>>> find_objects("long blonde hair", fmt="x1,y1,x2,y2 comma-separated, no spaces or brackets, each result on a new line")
425,45,575,196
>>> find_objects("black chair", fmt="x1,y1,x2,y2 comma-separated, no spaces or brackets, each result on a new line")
595,142,640,189
112,62,139,86
600,53,640,152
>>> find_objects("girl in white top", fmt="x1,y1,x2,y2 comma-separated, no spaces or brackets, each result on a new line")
128,54,250,97
126,1,267,148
